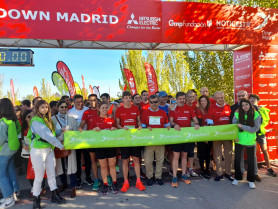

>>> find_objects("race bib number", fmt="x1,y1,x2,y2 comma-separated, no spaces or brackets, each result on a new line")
149,116,161,125
125,126,135,129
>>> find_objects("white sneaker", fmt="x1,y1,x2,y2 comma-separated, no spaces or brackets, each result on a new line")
0,196,15,209
232,179,239,185
0,199,5,204
249,182,256,189
189,169,198,177
185,171,190,178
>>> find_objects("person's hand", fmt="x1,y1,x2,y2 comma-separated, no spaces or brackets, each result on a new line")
148,126,152,131
194,124,200,130
60,146,65,150
234,138,239,142
93,127,101,132
238,124,243,129
23,145,29,151
111,127,117,131
167,126,171,131
78,127,83,132
123,126,129,130
174,124,181,131
137,126,142,130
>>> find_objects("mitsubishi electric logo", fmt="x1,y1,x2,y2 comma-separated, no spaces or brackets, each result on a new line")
254,12,270,30
127,13,138,25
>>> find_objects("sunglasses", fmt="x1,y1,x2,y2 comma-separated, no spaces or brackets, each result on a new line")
26,115,32,119
149,101,158,104
59,106,68,109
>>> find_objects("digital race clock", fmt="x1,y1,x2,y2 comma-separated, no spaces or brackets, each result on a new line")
0,48,34,66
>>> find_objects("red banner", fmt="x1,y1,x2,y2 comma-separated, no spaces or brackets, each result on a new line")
10,79,15,105
252,45,278,161
144,63,158,96
81,75,86,99
89,85,93,94
233,46,253,101
33,86,39,97
0,1,277,45
123,84,127,91
123,68,137,95
56,61,76,98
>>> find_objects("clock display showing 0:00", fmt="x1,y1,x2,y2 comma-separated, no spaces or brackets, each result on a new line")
0,48,34,66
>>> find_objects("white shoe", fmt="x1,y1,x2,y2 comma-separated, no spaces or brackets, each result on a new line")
232,179,239,185
189,169,198,177
249,182,256,189
0,199,5,204
0,196,15,209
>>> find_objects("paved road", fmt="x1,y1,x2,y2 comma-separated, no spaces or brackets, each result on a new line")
8,163,278,209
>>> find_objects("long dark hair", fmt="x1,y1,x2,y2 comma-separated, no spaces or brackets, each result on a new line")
0,98,17,122
21,109,33,133
238,98,255,127
198,95,211,113
34,100,54,131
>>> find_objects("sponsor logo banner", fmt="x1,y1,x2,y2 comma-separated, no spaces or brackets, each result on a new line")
64,124,238,149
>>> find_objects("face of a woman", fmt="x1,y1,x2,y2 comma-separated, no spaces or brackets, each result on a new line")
38,104,48,115
26,113,32,123
58,103,68,114
99,104,108,115
200,97,208,109
15,107,21,118
242,102,250,112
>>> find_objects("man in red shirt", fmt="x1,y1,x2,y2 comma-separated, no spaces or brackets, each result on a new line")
207,91,234,182
140,90,150,113
169,92,200,188
115,91,145,192
141,95,170,187
200,87,216,105
79,94,100,190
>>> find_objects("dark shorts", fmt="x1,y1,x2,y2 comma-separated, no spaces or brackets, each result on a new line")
121,147,142,159
88,148,97,153
172,142,195,157
256,135,267,144
96,148,116,160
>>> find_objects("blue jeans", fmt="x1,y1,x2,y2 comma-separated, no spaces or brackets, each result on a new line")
0,154,19,198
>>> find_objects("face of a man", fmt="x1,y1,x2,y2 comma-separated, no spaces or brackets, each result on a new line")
149,98,159,111
249,97,258,106
215,93,225,106
65,98,71,106
141,92,149,102
177,95,186,107
237,91,247,102
133,95,142,105
186,93,195,105
122,96,132,107
101,96,109,104
74,98,84,110
200,87,209,96
89,96,98,108
159,96,168,105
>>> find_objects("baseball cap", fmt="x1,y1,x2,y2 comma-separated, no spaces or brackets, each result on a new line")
158,91,168,97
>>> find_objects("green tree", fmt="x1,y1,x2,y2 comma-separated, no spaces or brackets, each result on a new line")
184,51,234,104
39,78,59,102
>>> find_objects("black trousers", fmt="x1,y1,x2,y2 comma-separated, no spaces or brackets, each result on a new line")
234,143,255,182
75,149,91,180
197,141,212,171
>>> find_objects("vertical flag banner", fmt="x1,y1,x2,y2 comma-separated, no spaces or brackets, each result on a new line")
74,82,82,95
89,85,94,94
56,61,76,98
144,63,158,95
10,79,15,105
123,84,127,91
93,86,100,99
33,86,39,97
81,75,87,99
123,68,137,95
51,72,69,96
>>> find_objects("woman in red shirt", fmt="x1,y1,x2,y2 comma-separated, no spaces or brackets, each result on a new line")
195,95,212,180
91,102,118,195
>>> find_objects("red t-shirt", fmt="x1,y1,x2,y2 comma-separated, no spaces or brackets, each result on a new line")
81,108,98,130
209,98,216,105
169,105,196,127
207,103,231,125
140,101,150,114
195,107,208,126
89,115,115,130
141,109,169,128
115,105,140,128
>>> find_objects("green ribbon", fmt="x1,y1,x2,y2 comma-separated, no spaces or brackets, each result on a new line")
64,124,238,150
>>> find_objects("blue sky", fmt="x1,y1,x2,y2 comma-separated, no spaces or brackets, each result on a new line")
0,48,125,99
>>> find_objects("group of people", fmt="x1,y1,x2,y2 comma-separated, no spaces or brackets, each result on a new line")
0,87,276,209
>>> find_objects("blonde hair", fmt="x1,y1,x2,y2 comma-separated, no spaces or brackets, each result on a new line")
34,100,55,132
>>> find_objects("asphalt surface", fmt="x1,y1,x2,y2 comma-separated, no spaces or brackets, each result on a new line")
5,159,278,209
